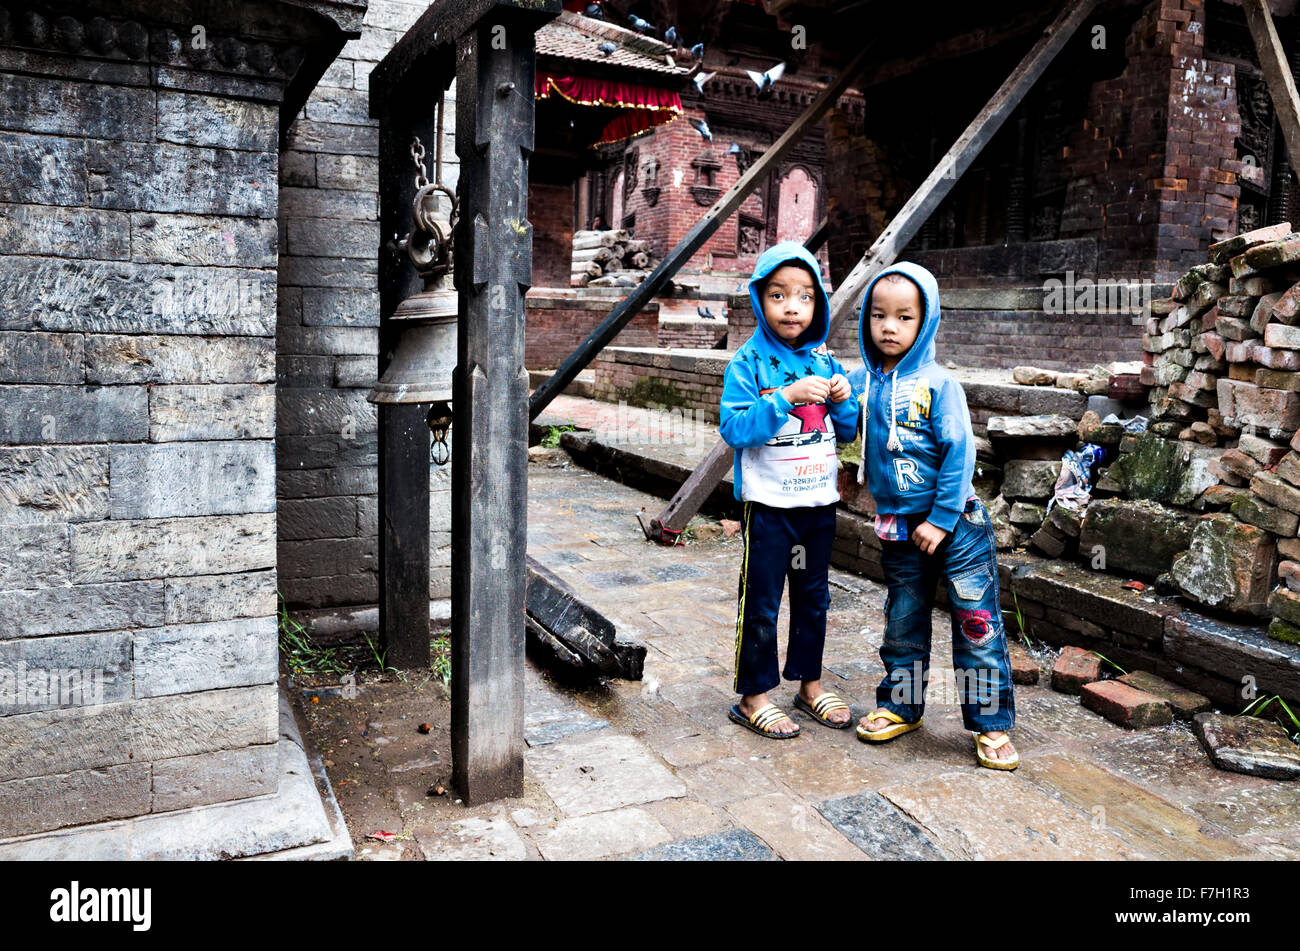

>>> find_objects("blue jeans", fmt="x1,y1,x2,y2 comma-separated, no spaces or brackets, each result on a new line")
875,496,1015,732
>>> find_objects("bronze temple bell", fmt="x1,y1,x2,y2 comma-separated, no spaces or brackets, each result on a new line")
368,131,457,464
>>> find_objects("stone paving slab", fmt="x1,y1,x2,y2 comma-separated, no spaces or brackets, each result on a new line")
524,732,687,818
725,791,867,861
533,806,673,861
1016,752,1253,860
633,828,776,861
817,792,947,860
877,770,1143,860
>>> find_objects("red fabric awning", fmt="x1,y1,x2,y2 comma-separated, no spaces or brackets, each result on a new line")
535,71,682,147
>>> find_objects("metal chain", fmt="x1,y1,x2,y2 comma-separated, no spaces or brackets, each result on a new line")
410,136,429,190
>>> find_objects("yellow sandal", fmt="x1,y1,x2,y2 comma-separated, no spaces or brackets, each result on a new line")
974,732,1019,770
856,708,922,743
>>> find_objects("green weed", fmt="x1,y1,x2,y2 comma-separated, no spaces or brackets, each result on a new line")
277,591,349,676
1087,650,1128,676
542,424,574,448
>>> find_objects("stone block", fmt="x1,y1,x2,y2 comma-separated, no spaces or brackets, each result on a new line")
1100,433,1221,507
1250,470,1300,515
1268,617,1300,645
301,287,380,327
0,630,132,712
1192,712,1300,780
1013,561,1181,641
133,616,277,697
2,258,275,336
0,524,69,590
0,763,151,838
1243,235,1300,270
150,743,279,813
1008,501,1045,527
0,73,155,140
278,496,358,540
1001,460,1062,500
0,579,163,639
164,570,277,625
1267,586,1300,627
86,141,277,218
70,512,276,583
0,203,130,260
1080,680,1173,728
0,385,147,444
0,684,277,782
130,212,277,268
276,388,377,437
1051,645,1103,694
155,91,277,151
109,441,275,518
1209,223,1294,264
987,415,1080,441
1077,499,1196,580
147,384,275,440
0,331,84,384
1172,515,1276,617
84,334,275,384
0,446,108,525
1165,612,1300,700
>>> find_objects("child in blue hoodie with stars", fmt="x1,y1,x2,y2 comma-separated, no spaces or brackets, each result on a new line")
719,242,859,739
848,262,1018,769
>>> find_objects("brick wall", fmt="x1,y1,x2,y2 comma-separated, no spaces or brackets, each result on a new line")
525,295,658,369
589,348,725,418
278,0,454,607
530,180,574,287
0,0,350,840
658,315,727,350
1058,0,1240,283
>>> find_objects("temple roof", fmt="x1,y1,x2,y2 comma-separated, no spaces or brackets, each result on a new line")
537,10,691,79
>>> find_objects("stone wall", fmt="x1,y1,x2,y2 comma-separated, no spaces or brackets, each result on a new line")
278,0,454,606
0,0,356,840
658,315,727,350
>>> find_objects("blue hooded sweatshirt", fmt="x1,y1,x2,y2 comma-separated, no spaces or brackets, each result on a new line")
719,241,860,505
846,262,975,533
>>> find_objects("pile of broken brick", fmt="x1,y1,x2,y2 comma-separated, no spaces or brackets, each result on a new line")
1137,224,1300,647
1047,644,1299,781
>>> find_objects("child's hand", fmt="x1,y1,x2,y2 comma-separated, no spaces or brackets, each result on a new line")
827,373,851,403
782,376,830,405
912,520,949,555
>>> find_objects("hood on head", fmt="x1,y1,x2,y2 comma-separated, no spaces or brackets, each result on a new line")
747,241,830,353
856,261,941,378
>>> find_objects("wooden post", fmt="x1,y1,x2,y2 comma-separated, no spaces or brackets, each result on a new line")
1243,0,1300,170
644,0,1100,539
450,10,546,803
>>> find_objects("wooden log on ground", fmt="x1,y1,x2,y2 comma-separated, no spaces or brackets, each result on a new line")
630,251,649,268
525,556,645,678
571,246,613,264
572,230,618,250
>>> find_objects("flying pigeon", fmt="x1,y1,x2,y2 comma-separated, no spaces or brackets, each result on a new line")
664,26,678,46
698,305,716,319
726,142,742,155
691,71,715,96
598,40,616,56
745,61,785,99
585,3,603,18
687,117,712,141
690,42,704,60
628,14,654,34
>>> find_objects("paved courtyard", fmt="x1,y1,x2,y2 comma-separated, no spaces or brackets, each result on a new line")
312,447,1299,861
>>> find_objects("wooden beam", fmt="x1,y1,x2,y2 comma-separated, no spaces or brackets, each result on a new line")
528,41,877,420
1243,0,1300,171
644,0,1100,541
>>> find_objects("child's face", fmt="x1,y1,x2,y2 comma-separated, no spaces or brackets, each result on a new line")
761,265,817,344
869,278,923,368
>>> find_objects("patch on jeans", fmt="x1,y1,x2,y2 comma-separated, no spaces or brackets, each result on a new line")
961,504,987,526
955,607,995,643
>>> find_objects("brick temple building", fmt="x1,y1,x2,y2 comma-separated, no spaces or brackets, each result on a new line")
578,0,1298,366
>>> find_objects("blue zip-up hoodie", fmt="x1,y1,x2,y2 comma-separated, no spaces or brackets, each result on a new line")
719,242,860,505
846,262,975,533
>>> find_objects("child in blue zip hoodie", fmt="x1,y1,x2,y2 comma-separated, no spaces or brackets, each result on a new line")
719,241,859,738
848,262,1018,768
